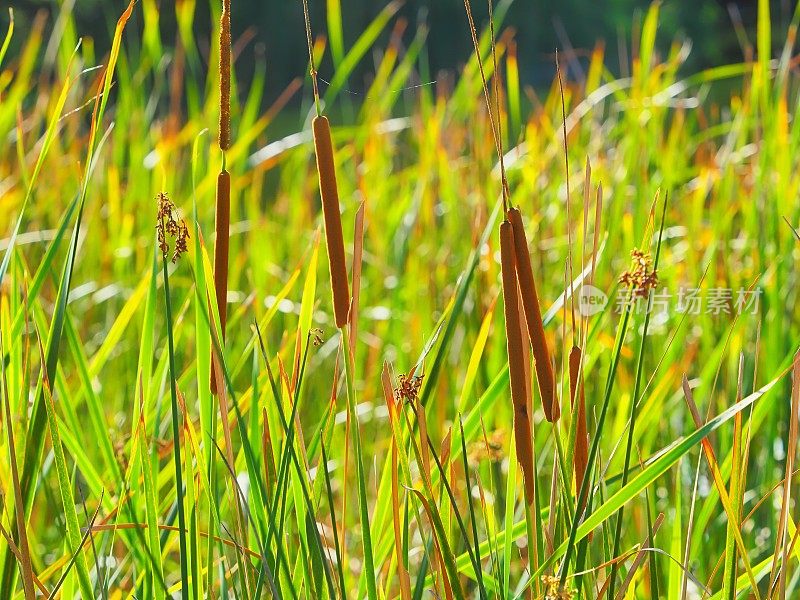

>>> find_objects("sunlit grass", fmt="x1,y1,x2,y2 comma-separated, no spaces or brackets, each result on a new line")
1,0,799,598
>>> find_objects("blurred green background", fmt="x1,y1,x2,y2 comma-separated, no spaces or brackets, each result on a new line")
2,0,791,105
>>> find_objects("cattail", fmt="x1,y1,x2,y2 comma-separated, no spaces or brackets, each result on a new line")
218,0,232,150
312,115,351,328
508,206,559,421
500,220,535,503
210,169,230,394
212,0,232,395
569,344,588,510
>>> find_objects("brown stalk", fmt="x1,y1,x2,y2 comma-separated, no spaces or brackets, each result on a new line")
211,169,231,395
569,344,588,510
507,206,558,421
313,115,351,328
500,220,535,502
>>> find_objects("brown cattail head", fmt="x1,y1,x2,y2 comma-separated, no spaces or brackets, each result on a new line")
218,0,232,151
312,115,351,328
210,169,231,395
569,345,589,510
500,220,535,503
508,206,559,422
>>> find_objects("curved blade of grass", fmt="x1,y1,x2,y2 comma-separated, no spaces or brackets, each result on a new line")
0,8,13,68
325,0,344,67
321,1,401,106
39,363,95,598
138,379,165,595
424,429,485,597
683,376,762,599
408,487,466,600
459,418,488,598
49,491,104,599
320,438,347,598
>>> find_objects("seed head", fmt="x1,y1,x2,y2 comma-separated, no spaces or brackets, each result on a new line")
619,248,658,298
466,429,506,465
156,192,190,263
218,0,232,150
394,372,424,406
541,575,576,599
311,328,325,347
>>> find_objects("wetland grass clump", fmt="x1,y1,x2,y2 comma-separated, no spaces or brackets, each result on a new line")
6,1,800,597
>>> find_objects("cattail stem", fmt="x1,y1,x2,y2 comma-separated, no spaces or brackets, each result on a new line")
508,206,559,421
211,169,230,395
313,115,351,328
300,0,321,116
500,220,535,503
569,345,588,510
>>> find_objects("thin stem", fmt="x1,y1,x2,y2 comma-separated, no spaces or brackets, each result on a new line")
301,0,322,116
487,0,509,203
162,252,189,597
608,194,669,597
556,54,576,336
463,0,508,212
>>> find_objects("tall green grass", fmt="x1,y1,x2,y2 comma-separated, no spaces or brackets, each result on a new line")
0,0,799,598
